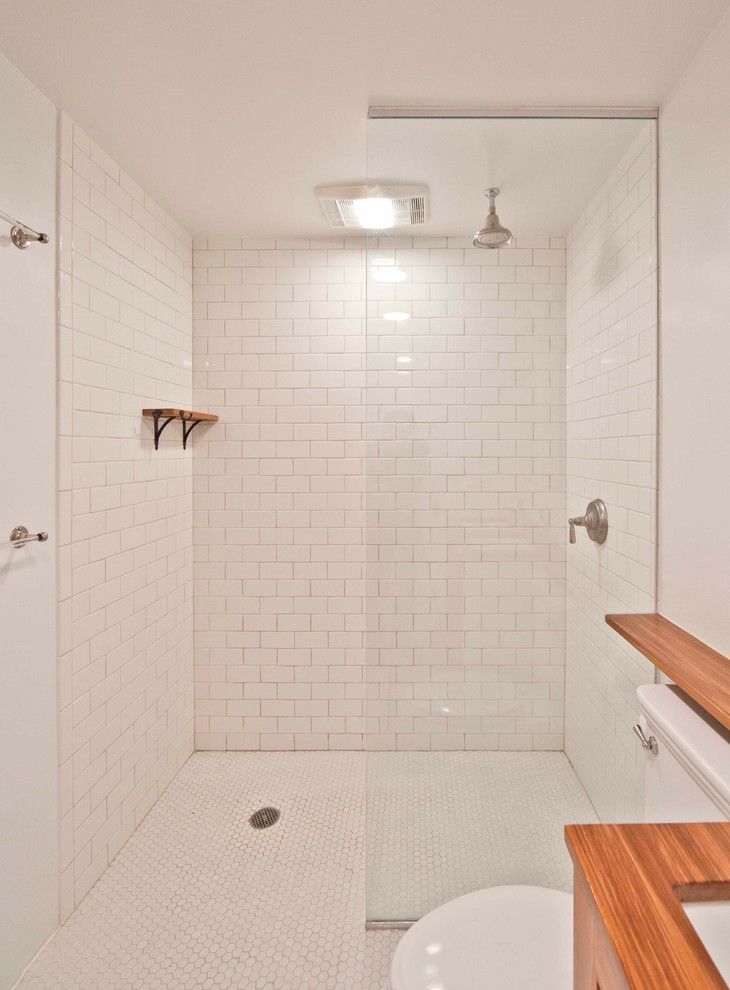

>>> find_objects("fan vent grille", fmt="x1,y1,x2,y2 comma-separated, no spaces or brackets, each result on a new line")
322,196,427,228
317,185,429,228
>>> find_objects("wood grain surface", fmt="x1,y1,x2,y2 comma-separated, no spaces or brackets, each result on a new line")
606,613,730,730
566,822,730,990
142,408,218,422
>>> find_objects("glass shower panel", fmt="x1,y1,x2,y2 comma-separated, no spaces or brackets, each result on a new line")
364,115,658,924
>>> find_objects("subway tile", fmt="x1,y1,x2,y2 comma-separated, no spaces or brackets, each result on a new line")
58,112,194,915
565,121,657,823
194,235,567,753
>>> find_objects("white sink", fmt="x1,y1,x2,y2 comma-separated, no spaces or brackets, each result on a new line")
683,900,730,983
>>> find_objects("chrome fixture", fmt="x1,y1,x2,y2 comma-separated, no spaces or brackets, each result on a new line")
473,188,512,249
1,208,49,249
568,498,608,545
633,723,658,755
2,525,49,550
316,183,429,229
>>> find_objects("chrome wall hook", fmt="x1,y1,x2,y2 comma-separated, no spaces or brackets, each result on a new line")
2,525,49,550
10,225,49,249
1,209,49,249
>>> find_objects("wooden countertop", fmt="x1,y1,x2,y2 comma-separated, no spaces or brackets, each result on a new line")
605,613,730,731
566,822,730,990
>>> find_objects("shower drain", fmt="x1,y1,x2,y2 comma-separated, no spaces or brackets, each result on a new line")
249,806,280,829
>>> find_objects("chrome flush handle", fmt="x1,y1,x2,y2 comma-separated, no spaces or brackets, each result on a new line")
633,723,658,754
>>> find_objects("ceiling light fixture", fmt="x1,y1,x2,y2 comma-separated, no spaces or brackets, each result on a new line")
383,311,411,322
353,197,394,229
316,184,429,229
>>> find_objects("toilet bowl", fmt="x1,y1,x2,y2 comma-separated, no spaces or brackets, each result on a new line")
390,885,572,990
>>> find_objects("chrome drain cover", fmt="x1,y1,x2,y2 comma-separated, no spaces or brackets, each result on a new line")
249,807,280,829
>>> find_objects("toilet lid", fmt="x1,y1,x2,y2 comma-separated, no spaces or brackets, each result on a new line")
390,885,573,990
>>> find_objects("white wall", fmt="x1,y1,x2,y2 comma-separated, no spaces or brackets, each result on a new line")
192,235,567,752
565,122,658,822
57,112,194,920
659,8,730,656
0,54,58,989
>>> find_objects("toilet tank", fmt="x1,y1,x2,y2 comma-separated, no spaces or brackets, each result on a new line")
637,684,730,822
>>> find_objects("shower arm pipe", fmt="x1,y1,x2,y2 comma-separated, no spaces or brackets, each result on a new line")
0,208,49,247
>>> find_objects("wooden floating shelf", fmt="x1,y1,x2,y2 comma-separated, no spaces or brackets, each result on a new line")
142,408,218,450
606,612,730,730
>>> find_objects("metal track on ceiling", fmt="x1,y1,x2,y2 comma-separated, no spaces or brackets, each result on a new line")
368,106,659,119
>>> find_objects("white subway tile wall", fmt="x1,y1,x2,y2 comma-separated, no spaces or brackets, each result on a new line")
57,112,194,920
565,121,658,821
193,236,567,751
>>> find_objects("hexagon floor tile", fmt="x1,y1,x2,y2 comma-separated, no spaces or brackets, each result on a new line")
366,751,598,921
17,751,597,989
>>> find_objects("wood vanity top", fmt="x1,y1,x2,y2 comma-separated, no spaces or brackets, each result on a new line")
605,613,730,730
566,822,730,990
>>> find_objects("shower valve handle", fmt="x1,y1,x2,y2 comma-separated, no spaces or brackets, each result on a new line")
568,516,585,544
568,499,608,545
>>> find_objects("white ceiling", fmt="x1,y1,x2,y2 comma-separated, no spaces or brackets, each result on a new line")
367,117,646,237
0,0,726,237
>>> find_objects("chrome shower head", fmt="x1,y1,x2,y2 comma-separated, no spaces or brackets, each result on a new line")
473,187,513,249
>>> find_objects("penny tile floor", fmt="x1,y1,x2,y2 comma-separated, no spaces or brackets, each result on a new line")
366,751,598,921
17,751,596,989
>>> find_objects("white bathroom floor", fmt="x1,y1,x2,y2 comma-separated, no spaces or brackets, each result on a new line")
18,751,596,989
366,751,598,920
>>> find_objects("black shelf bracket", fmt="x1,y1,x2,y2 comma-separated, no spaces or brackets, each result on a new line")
180,412,203,450
151,411,176,450
149,410,211,450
